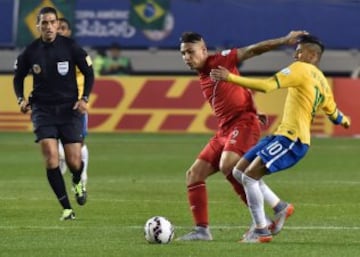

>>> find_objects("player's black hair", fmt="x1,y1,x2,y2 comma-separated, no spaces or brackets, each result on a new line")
297,34,325,53
37,6,58,24
59,17,71,30
109,42,121,50
180,32,203,43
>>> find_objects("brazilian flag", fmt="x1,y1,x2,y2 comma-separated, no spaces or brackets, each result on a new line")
16,0,75,47
129,0,170,30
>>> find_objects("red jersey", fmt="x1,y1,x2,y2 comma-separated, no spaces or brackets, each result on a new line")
198,48,257,128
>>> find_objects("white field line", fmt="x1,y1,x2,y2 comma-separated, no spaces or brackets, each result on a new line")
0,225,360,231
1,196,359,207
1,196,360,208
1,179,360,185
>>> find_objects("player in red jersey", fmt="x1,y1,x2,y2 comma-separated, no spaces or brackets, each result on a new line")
177,31,307,241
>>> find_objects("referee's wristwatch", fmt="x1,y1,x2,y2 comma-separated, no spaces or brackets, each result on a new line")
17,97,24,105
81,96,89,103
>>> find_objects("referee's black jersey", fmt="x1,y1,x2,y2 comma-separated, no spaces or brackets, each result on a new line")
13,35,94,105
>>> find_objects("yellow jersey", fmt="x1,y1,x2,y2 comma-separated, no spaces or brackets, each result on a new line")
273,61,337,144
76,67,84,99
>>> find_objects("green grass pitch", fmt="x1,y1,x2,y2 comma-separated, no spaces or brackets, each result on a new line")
1,132,360,257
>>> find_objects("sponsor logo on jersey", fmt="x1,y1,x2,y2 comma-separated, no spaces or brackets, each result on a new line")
280,67,291,75
220,49,231,56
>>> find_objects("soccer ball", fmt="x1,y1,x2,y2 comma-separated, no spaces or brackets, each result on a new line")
144,216,175,244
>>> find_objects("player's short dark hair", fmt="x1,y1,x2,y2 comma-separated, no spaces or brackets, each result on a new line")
37,6,58,24
297,34,325,53
59,17,71,30
109,42,121,50
180,32,203,43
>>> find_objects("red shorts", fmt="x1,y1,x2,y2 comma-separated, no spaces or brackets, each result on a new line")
198,113,261,170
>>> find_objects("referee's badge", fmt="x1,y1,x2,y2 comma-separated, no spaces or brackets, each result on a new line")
57,61,69,76
32,64,41,74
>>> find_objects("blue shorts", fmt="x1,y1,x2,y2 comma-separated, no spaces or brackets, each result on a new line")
82,113,88,138
244,135,309,174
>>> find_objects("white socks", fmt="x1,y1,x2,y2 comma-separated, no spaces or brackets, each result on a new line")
242,173,267,228
258,179,280,208
80,144,89,184
58,142,67,175
232,167,243,183
232,167,281,228
58,143,89,185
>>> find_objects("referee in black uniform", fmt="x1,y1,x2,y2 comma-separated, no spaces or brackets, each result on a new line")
13,7,94,220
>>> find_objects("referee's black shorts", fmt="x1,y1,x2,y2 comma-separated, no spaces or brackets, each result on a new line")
31,102,84,144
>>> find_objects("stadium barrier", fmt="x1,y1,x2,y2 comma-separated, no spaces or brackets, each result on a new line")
1,75,359,136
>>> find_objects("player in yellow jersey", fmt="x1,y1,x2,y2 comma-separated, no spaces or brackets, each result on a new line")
210,34,350,243
57,17,89,188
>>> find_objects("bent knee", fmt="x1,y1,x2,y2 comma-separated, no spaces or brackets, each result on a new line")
186,167,213,185
219,152,241,176
219,162,236,176
186,168,201,183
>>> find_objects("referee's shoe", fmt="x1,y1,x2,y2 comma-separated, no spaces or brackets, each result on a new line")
60,209,75,221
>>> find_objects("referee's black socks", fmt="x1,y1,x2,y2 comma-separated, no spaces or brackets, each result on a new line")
46,167,72,210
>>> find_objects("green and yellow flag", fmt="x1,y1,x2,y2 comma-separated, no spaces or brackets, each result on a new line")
129,0,170,30
16,0,75,47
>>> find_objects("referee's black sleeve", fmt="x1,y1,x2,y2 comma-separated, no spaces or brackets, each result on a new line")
73,43,94,98
13,51,31,99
